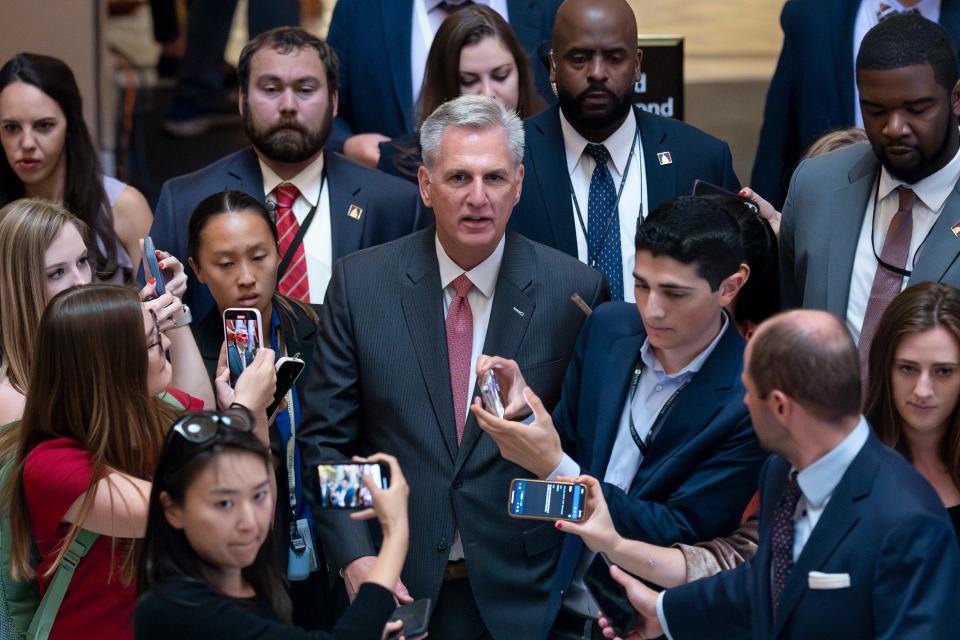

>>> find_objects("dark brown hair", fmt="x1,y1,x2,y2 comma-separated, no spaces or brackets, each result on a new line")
865,283,960,490
237,26,339,95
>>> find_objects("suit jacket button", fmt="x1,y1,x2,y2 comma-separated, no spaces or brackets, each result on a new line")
455,481,464,489
437,538,449,552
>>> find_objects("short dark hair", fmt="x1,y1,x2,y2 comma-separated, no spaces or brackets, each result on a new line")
237,27,339,94
749,313,861,422
634,196,745,290
856,13,959,93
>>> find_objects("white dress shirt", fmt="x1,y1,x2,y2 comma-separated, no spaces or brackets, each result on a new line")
656,418,870,640
845,143,960,342
410,0,508,106
559,108,647,302
260,154,333,303
852,0,940,127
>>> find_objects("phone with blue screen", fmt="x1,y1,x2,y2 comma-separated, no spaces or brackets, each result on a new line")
507,479,586,522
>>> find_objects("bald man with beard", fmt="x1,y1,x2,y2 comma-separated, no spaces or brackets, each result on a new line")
509,0,739,303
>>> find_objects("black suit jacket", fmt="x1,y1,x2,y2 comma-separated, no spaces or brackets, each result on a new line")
662,432,960,639
750,0,960,209
150,147,425,319
298,228,608,639
510,106,740,257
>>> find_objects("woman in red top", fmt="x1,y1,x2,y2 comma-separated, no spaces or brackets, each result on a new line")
3,284,275,640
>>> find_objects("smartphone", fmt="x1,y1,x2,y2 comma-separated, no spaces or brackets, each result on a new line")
507,479,586,522
480,369,505,418
386,598,432,640
317,462,389,509
266,356,305,421
584,553,639,637
691,179,759,214
142,236,166,298
223,308,264,386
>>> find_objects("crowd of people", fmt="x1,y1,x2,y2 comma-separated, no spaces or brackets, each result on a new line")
1,0,960,638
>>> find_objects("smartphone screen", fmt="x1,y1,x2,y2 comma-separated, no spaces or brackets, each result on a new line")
508,479,585,521
223,308,264,386
583,554,638,636
317,463,388,509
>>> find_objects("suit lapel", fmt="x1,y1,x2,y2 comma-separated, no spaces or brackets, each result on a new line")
324,151,367,261
825,147,878,317
592,333,645,479
637,109,677,213
226,148,266,196
455,235,536,471
528,107,579,254
829,1,860,124
383,0,416,131
399,230,458,461
909,179,960,283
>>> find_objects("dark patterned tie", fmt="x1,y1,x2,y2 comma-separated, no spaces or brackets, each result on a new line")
877,3,921,21
771,472,802,620
437,0,475,13
585,143,624,300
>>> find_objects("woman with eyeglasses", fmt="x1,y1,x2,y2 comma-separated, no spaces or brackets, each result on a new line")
2,285,275,640
135,416,411,640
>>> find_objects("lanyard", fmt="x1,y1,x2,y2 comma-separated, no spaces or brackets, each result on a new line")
868,169,941,279
276,328,306,551
570,113,643,267
274,170,326,282
626,357,694,456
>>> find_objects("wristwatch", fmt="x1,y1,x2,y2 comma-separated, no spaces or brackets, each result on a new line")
173,304,192,328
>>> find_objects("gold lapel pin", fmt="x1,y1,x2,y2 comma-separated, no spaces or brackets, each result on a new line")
952,221,960,238
657,151,673,166
347,204,363,220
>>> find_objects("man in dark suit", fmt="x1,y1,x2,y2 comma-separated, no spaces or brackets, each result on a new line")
473,196,766,639
751,0,960,209
611,310,960,640
509,0,739,301
299,95,608,639
150,27,424,320
780,14,960,377
326,0,562,165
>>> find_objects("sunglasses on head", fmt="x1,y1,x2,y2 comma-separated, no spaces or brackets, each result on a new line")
170,409,255,445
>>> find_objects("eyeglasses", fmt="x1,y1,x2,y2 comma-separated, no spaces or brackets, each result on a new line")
147,309,167,352
170,409,255,445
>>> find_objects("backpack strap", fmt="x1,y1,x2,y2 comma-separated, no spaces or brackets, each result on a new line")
25,529,99,640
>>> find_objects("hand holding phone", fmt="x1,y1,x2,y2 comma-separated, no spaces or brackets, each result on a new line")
223,308,264,386
507,479,586,522
584,554,639,637
142,236,166,298
386,599,432,640
266,356,305,421
476,356,530,420
317,462,389,509
480,369,505,418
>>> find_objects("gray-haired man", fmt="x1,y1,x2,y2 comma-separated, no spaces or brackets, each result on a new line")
299,95,609,639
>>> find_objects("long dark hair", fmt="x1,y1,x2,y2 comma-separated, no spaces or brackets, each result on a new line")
137,420,292,622
0,53,119,280
865,282,960,490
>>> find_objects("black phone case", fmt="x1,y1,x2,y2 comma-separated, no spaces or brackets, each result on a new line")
387,598,432,639
583,554,639,635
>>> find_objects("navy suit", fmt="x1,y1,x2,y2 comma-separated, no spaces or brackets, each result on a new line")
326,0,561,147
541,303,766,635
510,107,740,258
662,433,960,639
750,0,960,209
149,147,424,319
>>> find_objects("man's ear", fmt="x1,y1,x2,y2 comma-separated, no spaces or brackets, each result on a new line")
768,389,791,422
549,49,557,83
417,165,433,208
331,88,339,119
635,48,643,84
188,256,205,284
238,89,246,119
513,164,525,205
718,264,750,306
160,491,184,530
951,79,960,118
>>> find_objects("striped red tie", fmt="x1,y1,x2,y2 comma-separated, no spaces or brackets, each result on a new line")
274,183,310,303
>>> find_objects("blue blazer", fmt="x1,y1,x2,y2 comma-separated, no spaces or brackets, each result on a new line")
662,433,960,639
510,106,740,258
540,303,766,635
326,0,561,147
750,0,960,209
149,147,425,319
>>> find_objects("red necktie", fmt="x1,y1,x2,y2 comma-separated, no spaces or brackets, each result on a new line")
274,183,310,303
446,274,473,445
859,187,916,382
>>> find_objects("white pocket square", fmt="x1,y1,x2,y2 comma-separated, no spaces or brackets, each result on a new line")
808,571,851,590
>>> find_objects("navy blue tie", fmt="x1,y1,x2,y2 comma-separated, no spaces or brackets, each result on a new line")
585,143,624,300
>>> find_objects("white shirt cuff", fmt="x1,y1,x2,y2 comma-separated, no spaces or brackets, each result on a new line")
547,453,580,480
657,590,675,640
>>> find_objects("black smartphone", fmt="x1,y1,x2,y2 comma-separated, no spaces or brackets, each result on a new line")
142,236,166,298
317,462,389,509
223,307,264,386
583,553,638,637
266,356,305,421
691,179,759,214
386,598,432,640
507,479,586,522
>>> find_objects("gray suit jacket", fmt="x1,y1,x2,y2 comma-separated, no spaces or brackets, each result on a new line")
780,142,960,314
298,228,608,639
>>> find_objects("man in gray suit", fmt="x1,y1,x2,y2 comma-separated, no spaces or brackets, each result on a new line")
781,14,960,378
299,95,608,639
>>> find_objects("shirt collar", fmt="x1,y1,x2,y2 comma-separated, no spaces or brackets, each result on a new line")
639,312,730,379
878,137,960,213
874,0,940,17
435,234,505,298
259,152,325,207
794,417,870,509
559,107,639,178
425,0,485,11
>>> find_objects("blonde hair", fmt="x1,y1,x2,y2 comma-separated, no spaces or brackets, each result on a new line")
0,198,87,395
802,127,868,160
